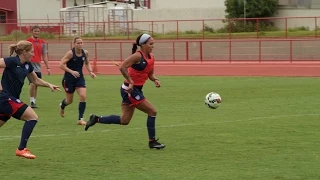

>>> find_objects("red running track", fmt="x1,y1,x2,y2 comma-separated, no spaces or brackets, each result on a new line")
1,61,320,77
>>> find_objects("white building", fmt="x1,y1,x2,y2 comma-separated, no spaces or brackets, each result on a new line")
1,0,319,36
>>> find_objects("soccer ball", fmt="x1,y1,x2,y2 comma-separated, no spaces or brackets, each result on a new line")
204,92,222,109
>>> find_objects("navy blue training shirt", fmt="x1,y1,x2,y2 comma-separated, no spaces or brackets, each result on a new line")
64,48,86,79
1,56,34,99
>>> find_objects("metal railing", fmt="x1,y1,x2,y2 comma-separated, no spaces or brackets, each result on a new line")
1,16,320,40
1,39,319,62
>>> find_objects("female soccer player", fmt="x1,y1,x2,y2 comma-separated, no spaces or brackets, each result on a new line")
26,25,51,108
59,37,96,126
85,33,165,149
0,40,60,159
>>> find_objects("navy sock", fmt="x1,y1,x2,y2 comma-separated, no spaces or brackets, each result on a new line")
147,116,156,140
60,99,68,110
18,120,38,150
99,115,121,124
78,102,86,120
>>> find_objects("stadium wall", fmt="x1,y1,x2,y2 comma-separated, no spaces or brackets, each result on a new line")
150,0,225,9
2,0,320,34
274,9,320,30
17,0,63,23
132,8,226,33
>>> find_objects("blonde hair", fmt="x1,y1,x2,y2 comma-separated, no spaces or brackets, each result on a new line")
73,36,82,43
9,40,33,56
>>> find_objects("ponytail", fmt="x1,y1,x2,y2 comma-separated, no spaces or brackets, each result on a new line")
9,44,17,56
132,43,138,54
8,41,32,56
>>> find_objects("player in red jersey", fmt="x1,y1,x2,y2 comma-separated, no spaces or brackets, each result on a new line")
84,33,165,149
26,26,51,108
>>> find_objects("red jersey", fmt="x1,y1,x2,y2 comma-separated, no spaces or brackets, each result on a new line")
27,37,46,63
125,50,154,86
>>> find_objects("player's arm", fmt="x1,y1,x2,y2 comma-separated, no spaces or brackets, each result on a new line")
84,50,96,78
27,71,50,87
119,52,141,84
0,59,2,90
27,71,60,91
84,50,93,72
59,50,74,73
42,43,50,74
0,58,6,68
148,68,161,88
60,51,81,78
0,57,16,68
148,68,158,81
0,58,5,91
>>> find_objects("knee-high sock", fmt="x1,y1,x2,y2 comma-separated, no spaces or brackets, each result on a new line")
147,116,156,140
78,102,86,120
98,115,121,124
18,120,38,150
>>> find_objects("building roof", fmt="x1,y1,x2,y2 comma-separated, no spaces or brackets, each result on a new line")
0,7,13,12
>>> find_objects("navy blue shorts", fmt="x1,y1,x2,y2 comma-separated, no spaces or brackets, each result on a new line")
28,72,42,84
121,83,145,107
0,92,28,122
62,77,86,94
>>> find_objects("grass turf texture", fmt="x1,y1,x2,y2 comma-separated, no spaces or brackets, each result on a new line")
0,75,320,180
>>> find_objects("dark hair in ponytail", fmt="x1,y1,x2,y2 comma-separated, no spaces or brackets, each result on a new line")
132,43,138,54
131,34,144,54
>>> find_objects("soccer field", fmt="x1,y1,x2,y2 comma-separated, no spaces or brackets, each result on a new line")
1,75,320,180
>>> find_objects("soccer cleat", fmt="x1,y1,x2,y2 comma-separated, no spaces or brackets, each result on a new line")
149,139,166,149
59,103,65,117
77,119,87,126
30,102,38,108
85,114,99,131
15,148,36,159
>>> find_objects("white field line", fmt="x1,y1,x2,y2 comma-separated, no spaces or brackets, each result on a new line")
0,113,318,141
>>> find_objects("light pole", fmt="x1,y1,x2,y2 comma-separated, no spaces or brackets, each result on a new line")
244,0,246,24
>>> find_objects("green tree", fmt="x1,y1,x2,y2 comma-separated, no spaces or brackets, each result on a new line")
225,0,279,18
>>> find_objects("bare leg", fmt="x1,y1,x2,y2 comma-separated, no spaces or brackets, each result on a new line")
119,104,136,125
29,83,37,108
60,93,74,117
0,120,6,127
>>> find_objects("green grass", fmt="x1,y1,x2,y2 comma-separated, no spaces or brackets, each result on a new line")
1,75,320,180
1,30,320,41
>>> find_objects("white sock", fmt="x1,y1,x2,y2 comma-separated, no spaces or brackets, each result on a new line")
30,97,35,103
